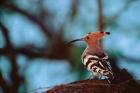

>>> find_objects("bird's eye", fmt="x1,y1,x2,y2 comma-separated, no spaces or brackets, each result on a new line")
86,36,90,40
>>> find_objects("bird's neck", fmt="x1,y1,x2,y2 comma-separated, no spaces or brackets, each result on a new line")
87,40,103,53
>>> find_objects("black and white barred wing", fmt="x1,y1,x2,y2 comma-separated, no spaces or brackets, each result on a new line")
82,55,99,71
82,54,113,78
101,55,113,73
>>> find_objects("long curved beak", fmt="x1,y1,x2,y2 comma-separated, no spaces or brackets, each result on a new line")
67,38,84,45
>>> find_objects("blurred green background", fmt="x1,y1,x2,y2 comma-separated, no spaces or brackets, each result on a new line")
0,0,140,93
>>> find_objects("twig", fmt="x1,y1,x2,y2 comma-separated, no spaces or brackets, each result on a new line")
1,3,53,38
97,0,104,32
0,47,66,59
0,19,23,93
0,21,12,47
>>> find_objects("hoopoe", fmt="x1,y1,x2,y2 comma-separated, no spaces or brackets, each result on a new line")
68,31,114,83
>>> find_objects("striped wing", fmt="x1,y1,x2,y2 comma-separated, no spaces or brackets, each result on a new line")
82,54,113,76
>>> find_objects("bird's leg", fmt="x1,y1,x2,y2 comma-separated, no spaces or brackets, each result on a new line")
88,72,95,80
107,79,111,84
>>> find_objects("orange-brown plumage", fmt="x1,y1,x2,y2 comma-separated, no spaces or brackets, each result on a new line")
83,31,110,50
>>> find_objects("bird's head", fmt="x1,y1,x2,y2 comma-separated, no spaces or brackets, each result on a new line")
68,31,110,47
83,31,110,45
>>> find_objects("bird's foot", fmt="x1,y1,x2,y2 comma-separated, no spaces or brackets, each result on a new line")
88,74,95,80
107,79,111,84
88,74,99,80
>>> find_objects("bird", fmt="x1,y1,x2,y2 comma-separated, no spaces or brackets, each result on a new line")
68,31,114,83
